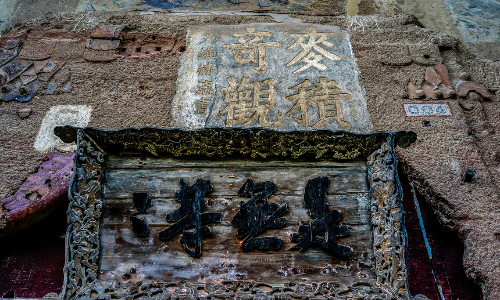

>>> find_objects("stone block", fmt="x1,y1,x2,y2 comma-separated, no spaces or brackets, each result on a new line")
17,40,56,60
171,23,373,133
83,48,117,62
377,45,412,66
409,44,443,66
51,40,85,61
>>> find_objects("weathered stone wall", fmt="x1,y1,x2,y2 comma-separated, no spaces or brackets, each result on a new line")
1,0,498,61
0,9,499,300
347,15,500,299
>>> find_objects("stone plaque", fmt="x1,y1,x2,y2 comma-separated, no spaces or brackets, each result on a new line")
172,24,373,132
55,126,418,300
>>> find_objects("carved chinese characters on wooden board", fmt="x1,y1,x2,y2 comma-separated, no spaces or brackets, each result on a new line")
100,158,374,284
59,128,415,300
171,24,373,132
131,177,352,258
231,179,288,252
159,178,221,258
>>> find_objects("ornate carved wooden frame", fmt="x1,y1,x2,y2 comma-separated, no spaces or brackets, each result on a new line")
54,127,417,300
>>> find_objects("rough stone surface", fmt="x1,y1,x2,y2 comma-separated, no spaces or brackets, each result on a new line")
441,0,500,44
1,0,499,62
83,48,118,62
0,11,498,299
347,15,500,299
0,152,74,236
0,17,184,199
0,203,6,231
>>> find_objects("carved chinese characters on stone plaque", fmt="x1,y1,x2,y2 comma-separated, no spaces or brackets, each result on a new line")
172,24,373,132
219,76,283,127
286,27,346,74
222,27,281,74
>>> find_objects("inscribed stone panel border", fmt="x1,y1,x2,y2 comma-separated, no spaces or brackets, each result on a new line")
52,127,417,300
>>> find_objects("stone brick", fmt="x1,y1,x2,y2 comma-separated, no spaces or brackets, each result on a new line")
409,44,443,66
83,48,117,62
51,39,85,61
17,39,56,60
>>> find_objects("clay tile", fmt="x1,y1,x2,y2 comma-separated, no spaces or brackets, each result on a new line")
434,64,453,87
407,82,425,99
91,24,120,39
4,39,20,49
457,81,491,100
17,105,30,118
424,66,441,86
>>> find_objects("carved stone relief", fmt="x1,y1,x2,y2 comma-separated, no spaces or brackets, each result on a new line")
406,64,491,102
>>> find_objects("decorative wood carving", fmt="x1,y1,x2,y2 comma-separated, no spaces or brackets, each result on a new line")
53,127,417,300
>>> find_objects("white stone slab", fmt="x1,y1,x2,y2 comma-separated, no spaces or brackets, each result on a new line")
34,105,92,152
171,23,373,132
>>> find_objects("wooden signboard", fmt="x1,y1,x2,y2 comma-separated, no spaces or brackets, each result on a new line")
55,127,416,300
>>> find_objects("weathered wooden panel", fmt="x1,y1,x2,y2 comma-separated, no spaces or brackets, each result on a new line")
98,225,375,283
103,164,368,199
59,128,416,299
101,194,371,226
99,157,374,285
105,157,366,169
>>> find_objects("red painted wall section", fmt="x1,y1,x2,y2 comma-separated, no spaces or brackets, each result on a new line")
400,167,482,300
400,168,439,299
0,209,66,298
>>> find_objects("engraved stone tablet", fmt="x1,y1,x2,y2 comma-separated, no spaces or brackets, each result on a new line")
171,24,373,132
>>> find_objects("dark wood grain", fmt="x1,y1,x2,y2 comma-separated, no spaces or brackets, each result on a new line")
98,225,374,283
103,167,368,199
98,157,375,285
101,194,371,226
